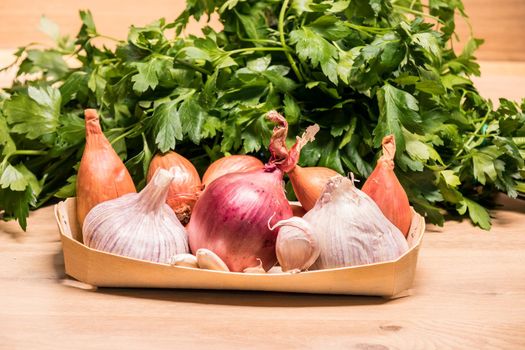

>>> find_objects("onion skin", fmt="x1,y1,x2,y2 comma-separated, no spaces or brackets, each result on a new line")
147,151,201,225
290,203,306,217
265,111,337,212
362,135,412,237
202,155,263,188
288,165,339,212
188,167,293,272
76,109,136,228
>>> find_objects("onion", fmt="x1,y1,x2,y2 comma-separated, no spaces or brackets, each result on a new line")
76,109,136,228
202,155,263,188
362,135,412,236
288,166,339,212
187,111,319,272
188,168,291,272
147,151,202,225
260,111,339,212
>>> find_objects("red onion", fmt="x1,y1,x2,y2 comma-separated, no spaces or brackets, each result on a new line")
202,155,263,188
187,111,319,272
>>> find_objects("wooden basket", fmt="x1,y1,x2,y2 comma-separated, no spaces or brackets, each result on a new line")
55,198,425,297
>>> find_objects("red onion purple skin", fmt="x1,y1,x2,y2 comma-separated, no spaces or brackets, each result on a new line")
187,168,292,272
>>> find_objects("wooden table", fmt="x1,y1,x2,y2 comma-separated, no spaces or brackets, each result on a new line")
1,51,525,348
1,195,524,349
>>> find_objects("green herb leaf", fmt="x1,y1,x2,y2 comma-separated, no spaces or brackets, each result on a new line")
4,86,61,141
149,101,183,152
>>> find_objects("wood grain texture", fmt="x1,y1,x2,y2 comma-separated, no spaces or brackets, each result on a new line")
1,195,525,349
0,0,523,60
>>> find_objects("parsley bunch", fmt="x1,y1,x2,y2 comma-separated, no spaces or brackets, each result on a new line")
1,0,524,230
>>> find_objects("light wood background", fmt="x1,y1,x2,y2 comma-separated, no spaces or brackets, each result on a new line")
0,0,523,61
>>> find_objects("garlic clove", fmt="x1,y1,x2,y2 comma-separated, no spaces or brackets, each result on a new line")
242,259,266,273
267,266,284,274
169,253,198,268
82,168,189,264
196,249,230,272
272,216,320,272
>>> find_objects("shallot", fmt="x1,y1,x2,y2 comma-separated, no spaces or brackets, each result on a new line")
362,135,412,236
76,109,136,228
147,151,201,225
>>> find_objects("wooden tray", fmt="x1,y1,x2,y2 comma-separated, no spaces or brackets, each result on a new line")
55,198,425,297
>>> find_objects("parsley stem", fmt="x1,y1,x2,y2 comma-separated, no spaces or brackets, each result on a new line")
228,47,292,55
110,125,140,145
0,150,47,169
8,150,47,156
238,38,282,46
393,5,444,24
278,0,304,82
344,22,390,34
96,34,123,42
173,59,212,75
455,107,491,158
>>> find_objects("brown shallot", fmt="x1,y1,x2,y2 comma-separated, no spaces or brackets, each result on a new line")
362,135,412,236
76,109,136,228
147,151,202,225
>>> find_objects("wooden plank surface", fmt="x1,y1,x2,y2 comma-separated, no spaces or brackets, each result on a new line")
0,0,524,61
1,195,524,349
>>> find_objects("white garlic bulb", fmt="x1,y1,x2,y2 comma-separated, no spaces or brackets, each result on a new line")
305,175,409,269
273,217,320,272
83,168,189,263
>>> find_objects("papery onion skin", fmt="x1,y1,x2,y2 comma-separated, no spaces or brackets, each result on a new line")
362,135,412,237
147,151,201,225
264,111,337,213
290,202,306,217
76,109,136,229
187,168,292,272
202,155,263,188
288,165,339,212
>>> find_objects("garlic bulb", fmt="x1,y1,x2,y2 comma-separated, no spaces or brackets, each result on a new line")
272,217,320,272
83,169,189,263
305,175,409,269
